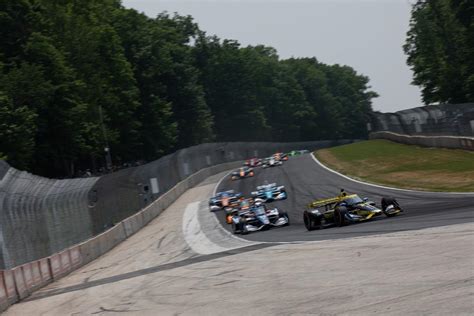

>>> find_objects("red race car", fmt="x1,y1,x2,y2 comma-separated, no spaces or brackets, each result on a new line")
244,158,262,167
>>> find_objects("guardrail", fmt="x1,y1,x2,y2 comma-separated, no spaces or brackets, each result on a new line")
369,131,474,151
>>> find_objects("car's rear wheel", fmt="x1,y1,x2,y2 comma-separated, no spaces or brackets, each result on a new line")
304,211,316,231
232,221,238,234
240,219,248,235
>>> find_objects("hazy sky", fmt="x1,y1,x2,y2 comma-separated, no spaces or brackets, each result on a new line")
122,0,422,113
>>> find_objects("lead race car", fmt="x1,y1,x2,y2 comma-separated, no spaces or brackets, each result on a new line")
303,192,403,230
230,166,254,180
287,149,309,157
209,190,242,212
231,202,289,234
251,183,287,202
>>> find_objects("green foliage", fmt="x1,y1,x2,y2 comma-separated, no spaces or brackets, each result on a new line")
0,92,37,169
0,0,377,176
404,0,473,104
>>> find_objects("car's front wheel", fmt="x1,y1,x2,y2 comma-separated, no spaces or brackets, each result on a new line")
279,211,290,226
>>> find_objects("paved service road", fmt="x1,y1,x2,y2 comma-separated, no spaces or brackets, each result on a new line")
215,154,474,242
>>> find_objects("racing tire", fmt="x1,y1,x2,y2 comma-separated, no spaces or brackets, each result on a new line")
232,221,238,234
334,206,348,227
381,197,403,217
278,211,290,226
304,211,316,231
240,220,248,235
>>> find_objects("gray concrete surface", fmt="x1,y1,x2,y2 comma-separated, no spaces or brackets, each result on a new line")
5,164,474,315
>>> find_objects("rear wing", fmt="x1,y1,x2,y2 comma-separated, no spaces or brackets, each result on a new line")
307,196,342,208
307,194,356,208
257,183,276,190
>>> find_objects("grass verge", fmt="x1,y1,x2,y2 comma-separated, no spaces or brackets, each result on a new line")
315,139,474,192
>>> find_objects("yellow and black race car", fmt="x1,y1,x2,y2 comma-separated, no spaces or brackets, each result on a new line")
303,193,402,230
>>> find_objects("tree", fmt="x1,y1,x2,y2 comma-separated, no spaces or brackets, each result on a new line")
404,0,473,104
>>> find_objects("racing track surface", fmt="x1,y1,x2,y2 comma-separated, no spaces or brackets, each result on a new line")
215,154,474,242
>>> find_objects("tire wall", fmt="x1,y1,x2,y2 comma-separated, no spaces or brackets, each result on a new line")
0,140,356,270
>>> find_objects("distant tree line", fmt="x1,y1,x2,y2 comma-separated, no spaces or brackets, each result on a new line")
404,0,473,104
0,0,377,177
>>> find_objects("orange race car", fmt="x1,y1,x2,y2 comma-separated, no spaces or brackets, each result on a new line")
230,167,255,180
272,152,288,161
226,197,254,224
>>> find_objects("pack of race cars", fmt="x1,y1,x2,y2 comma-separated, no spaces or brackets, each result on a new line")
209,150,404,235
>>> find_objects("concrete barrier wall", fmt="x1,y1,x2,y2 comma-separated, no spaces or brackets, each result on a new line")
371,103,474,136
370,131,474,151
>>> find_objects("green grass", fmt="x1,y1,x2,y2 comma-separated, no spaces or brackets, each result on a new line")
315,139,474,192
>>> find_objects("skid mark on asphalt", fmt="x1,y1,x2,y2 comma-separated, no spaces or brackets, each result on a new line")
24,243,277,302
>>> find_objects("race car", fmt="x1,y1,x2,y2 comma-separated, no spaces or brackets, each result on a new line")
261,157,283,168
287,149,309,157
272,152,288,161
231,202,289,234
251,183,287,202
225,197,254,224
230,167,255,180
303,193,402,230
244,158,262,167
209,190,242,212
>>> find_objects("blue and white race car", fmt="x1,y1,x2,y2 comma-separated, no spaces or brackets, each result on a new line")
231,202,289,234
251,183,287,202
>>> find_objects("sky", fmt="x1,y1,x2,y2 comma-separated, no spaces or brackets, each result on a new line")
121,0,422,113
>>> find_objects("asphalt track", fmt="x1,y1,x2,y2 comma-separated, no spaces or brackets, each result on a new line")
215,154,474,242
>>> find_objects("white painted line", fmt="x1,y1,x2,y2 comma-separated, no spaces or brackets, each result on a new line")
311,153,474,196
182,202,229,254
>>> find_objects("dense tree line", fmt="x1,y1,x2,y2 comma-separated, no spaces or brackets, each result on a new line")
404,0,473,104
0,0,376,177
